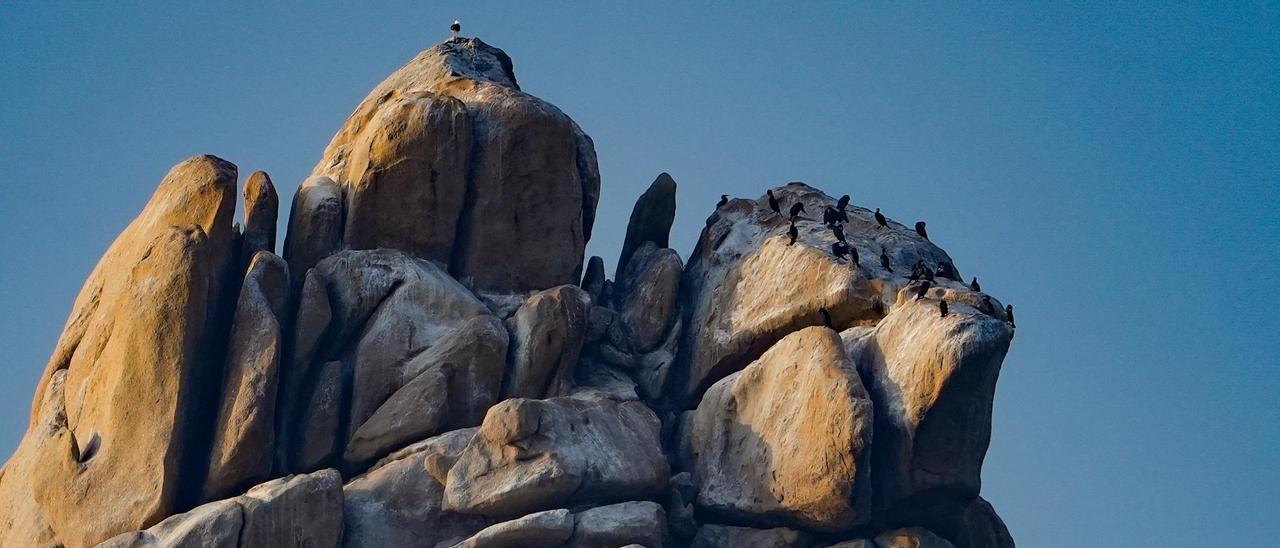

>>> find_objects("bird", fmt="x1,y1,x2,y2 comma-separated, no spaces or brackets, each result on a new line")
915,221,929,240
908,260,926,281
849,246,859,267
820,307,834,329
717,194,729,207
1006,304,1016,328
832,241,850,260
788,221,799,246
936,261,959,281
837,194,850,211
450,20,461,36
880,247,893,272
980,295,996,315
969,277,981,292
939,300,949,318
767,190,781,216
823,206,840,226
914,280,932,300
832,223,847,244
789,202,806,220
874,208,888,229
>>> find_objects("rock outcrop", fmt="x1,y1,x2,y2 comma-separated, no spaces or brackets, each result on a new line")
0,36,1019,548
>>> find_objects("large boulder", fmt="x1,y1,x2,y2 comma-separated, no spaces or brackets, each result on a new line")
203,251,290,501
451,509,575,548
444,393,669,518
616,172,677,280
0,155,238,547
842,293,1012,528
240,170,279,266
504,285,591,399
101,469,344,548
617,242,682,353
300,37,600,293
568,501,667,548
678,327,873,532
873,528,954,548
952,497,1015,548
282,175,343,285
280,249,506,471
342,428,492,548
690,524,813,548
675,183,954,403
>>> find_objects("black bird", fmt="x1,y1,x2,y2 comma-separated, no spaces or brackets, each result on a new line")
874,208,888,229
832,241,850,260
935,260,959,281
908,260,925,281
820,307,834,329
849,246,859,267
717,194,729,207
970,277,981,292
823,206,840,226
939,300,949,318
880,248,893,272
789,202,806,220
837,194,850,211
788,221,799,246
832,223,847,244
980,295,996,315
450,20,461,34
915,221,929,240
1006,304,1016,328
914,280,932,300
767,190,781,216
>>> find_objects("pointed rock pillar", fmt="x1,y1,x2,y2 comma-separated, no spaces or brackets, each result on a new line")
616,172,677,280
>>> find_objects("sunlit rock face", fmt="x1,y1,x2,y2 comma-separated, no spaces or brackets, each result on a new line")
0,38,1020,548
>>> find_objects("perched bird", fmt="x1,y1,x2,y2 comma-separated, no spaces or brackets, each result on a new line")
832,241,850,260
970,277,981,292
936,260,959,281
717,194,729,207
914,280,932,300
788,221,799,246
909,260,934,282
880,247,893,272
832,223,847,244
789,202,806,220
849,246,859,267
981,295,996,315
915,221,929,240
874,208,888,229
939,300,949,318
837,194,850,211
823,206,840,226
1006,304,1016,328
767,190,781,216
450,20,461,35
820,307,834,329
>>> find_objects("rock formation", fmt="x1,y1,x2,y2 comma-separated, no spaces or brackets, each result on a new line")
0,37,1018,548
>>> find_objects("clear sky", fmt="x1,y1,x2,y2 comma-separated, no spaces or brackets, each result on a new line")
1,2,1276,545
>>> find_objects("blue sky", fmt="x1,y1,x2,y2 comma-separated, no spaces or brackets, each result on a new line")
1,2,1276,545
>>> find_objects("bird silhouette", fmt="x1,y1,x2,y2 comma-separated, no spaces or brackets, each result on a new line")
1006,304,1016,328
789,202,806,220
874,208,888,229
837,194,850,211
915,280,932,300
970,277,981,292
767,190,781,216
717,194,729,207
450,20,461,35
981,295,996,315
939,300,949,318
880,248,893,272
849,246,859,267
915,221,929,240
788,221,799,246
832,241,851,260
823,206,840,226
832,223,847,244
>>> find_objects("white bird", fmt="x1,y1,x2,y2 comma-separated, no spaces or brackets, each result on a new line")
450,20,461,37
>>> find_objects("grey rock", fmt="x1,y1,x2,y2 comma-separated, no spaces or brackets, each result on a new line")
691,524,813,548
873,528,954,548
581,255,606,302
616,172,677,280
241,170,279,267
505,285,591,399
617,243,682,353
282,175,343,286
569,501,666,548
450,509,574,548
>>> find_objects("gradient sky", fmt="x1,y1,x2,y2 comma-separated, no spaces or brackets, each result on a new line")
1,3,1277,545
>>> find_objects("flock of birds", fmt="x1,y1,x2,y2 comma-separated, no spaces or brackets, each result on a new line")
716,190,1016,329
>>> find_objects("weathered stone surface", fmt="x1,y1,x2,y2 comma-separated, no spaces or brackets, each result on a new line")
618,242,682,353
0,155,237,547
444,393,668,518
616,172,677,280
679,326,873,532
691,524,813,548
569,501,666,548
505,285,591,399
451,509,575,548
953,497,1015,548
282,175,343,284
873,528,954,548
281,249,503,470
204,251,290,502
825,541,873,548
300,37,599,293
675,183,954,403
343,429,491,548
241,170,279,266
841,295,1012,524
102,469,343,548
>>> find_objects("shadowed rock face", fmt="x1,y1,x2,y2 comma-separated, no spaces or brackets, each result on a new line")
0,37,1019,548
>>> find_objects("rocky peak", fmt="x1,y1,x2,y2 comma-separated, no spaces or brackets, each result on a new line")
428,36,520,89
